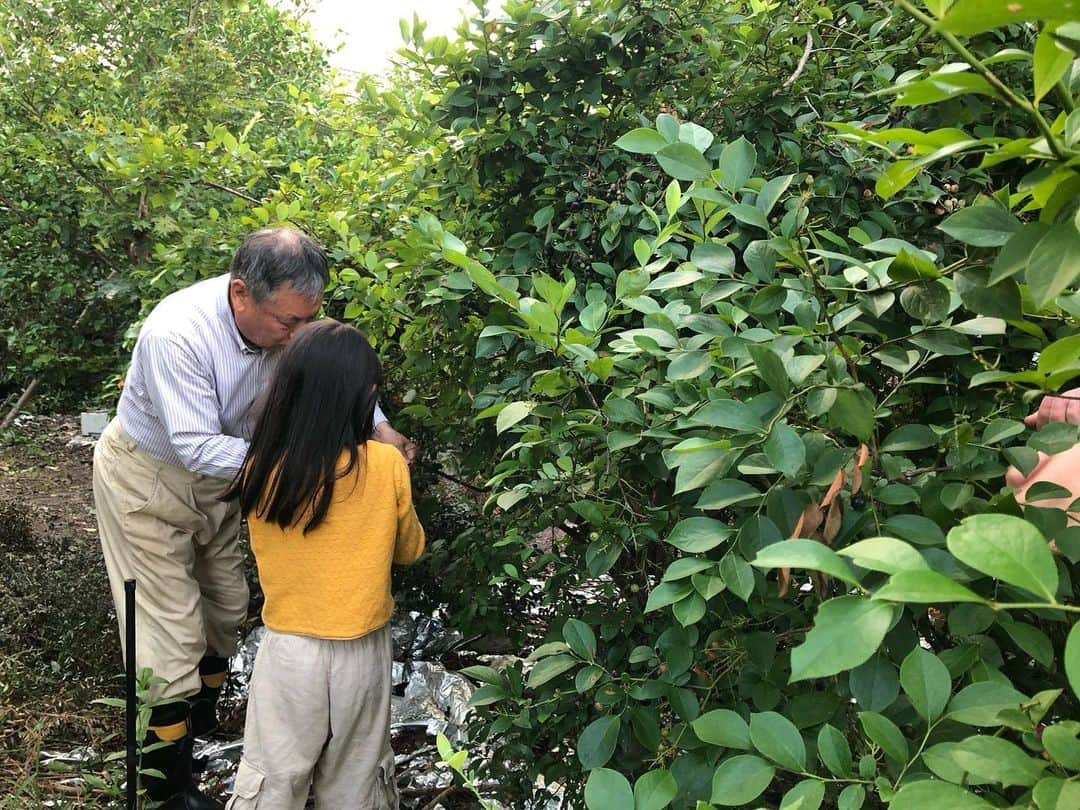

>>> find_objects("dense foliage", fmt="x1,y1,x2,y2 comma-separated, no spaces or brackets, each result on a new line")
4,0,1080,807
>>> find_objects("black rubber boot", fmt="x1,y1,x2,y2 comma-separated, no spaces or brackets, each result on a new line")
189,655,228,738
141,704,223,810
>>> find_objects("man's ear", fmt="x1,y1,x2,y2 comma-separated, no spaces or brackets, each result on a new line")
229,277,252,308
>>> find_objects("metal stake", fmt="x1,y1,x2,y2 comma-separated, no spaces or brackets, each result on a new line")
125,579,136,810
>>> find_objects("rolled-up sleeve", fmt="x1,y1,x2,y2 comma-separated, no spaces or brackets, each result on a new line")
140,332,249,479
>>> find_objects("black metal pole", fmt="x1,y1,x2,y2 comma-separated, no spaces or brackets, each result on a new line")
124,578,136,810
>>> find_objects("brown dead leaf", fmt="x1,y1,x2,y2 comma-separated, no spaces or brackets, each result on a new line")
821,467,845,508
822,498,843,545
778,567,792,598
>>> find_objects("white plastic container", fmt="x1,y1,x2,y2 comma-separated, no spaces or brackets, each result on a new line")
80,412,110,435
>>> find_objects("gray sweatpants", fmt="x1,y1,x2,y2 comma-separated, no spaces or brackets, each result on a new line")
226,625,400,810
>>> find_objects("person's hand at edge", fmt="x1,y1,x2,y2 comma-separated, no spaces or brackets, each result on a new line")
372,421,418,465
1025,388,1080,428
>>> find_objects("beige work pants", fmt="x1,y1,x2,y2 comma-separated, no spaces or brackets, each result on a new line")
93,419,248,701
226,626,399,810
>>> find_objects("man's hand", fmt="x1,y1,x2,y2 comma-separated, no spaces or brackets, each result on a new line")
372,421,418,465
1025,389,1080,428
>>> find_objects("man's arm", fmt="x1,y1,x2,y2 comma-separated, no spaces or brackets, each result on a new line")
140,332,249,479
372,420,418,464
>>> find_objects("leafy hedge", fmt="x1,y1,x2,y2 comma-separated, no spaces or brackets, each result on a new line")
3,0,1080,807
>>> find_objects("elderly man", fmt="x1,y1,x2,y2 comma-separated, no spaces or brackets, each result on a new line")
93,228,414,810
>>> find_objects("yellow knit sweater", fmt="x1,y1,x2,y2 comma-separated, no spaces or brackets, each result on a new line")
248,441,425,639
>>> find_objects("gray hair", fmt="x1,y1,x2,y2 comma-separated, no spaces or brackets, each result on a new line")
228,227,329,303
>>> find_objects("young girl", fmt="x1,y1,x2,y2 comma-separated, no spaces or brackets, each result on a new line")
224,319,424,809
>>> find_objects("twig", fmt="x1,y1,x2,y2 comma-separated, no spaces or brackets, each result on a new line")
434,468,487,493
779,31,814,92
201,180,261,205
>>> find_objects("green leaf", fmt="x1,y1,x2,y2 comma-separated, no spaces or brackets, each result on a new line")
757,174,794,216
955,268,1022,320
1066,622,1080,700
692,709,752,749
692,242,737,274
645,581,693,613
946,515,1057,600
924,735,1047,787
666,517,732,553
720,554,755,601
585,768,634,810
881,514,946,546
983,418,1025,445
1034,776,1080,810
748,343,791,397
890,71,996,105
709,755,774,806
876,159,922,199
837,784,866,810
673,592,707,626
900,647,951,721
779,780,825,810
850,655,900,712
663,557,715,581
751,540,862,588
634,768,677,810
467,683,506,707
888,781,993,810
938,201,1021,247
656,142,712,181
564,618,597,660
615,128,669,155
750,711,806,770
947,681,1030,726
838,537,930,574
1042,721,1080,769
998,616,1055,666
1035,25,1075,102
990,221,1051,285
496,401,535,434
656,113,680,142
790,597,896,681
764,422,805,478
693,399,764,433
938,0,1080,36
828,388,876,441
858,711,908,763
881,424,938,451
1027,223,1080,308
459,665,502,686
696,479,761,510
676,448,734,494
578,715,621,769
718,136,756,192
817,724,853,776
900,280,950,322
668,351,712,380
874,570,988,604
527,654,580,688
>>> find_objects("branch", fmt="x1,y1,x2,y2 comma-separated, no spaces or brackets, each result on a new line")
779,31,814,92
200,180,261,205
893,0,1068,162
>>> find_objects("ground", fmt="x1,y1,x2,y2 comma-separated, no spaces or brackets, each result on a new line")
0,415,118,807
0,415,488,808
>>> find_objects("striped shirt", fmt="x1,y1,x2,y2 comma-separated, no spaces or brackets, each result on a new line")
117,274,385,480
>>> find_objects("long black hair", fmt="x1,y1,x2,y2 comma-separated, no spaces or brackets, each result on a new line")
226,319,383,533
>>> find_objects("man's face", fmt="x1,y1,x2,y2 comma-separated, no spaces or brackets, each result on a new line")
229,279,322,349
